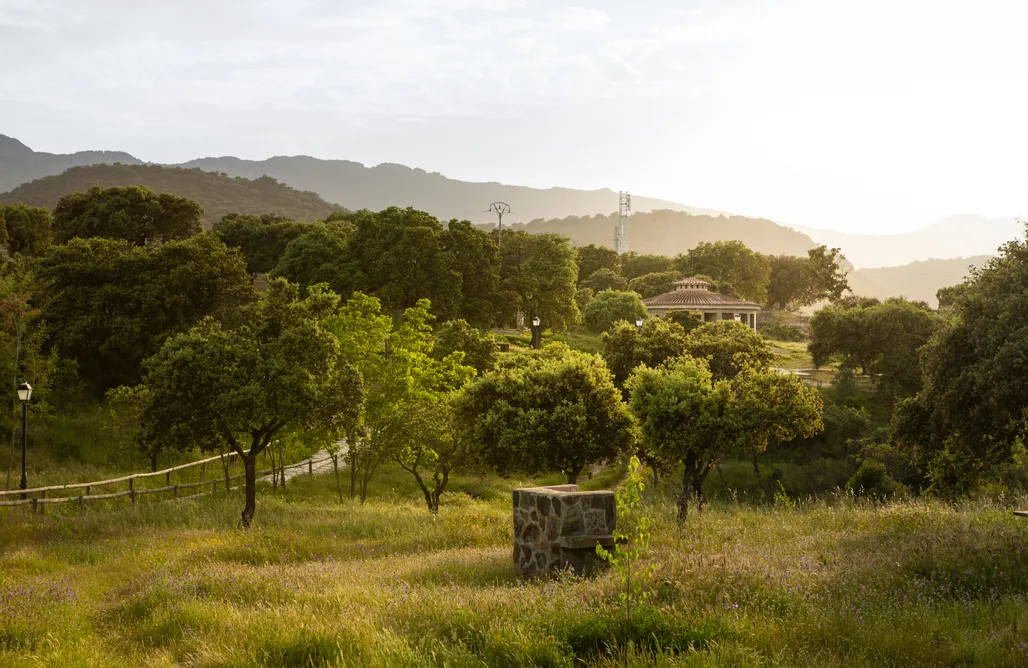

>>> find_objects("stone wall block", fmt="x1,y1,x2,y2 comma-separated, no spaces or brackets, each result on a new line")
513,485,616,576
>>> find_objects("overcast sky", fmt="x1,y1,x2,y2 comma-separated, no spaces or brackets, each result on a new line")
2,0,1026,233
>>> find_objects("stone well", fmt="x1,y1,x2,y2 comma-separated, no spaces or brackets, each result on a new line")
512,484,616,576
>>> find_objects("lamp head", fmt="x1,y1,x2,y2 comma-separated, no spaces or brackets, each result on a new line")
16,382,32,403
532,316,541,327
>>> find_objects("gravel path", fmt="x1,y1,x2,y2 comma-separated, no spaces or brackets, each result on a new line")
263,440,347,483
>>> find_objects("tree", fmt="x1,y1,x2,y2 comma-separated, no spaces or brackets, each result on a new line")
394,395,469,513
628,357,822,521
52,185,204,245
270,222,351,294
766,246,849,310
582,267,629,293
681,320,774,380
213,213,308,281
576,244,621,284
432,319,499,375
583,290,648,334
0,204,53,256
674,241,772,304
628,271,682,298
602,317,690,387
442,219,502,328
36,234,254,395
893,227,1028,492
621,253,673,281
500,231,580,331
457,345,634,484
139,280,364,526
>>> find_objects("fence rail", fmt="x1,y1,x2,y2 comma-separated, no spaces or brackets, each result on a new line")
0,451,335,512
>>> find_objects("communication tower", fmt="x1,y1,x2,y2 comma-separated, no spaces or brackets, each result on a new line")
614,191,631,255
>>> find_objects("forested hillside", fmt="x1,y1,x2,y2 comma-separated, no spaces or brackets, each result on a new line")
0,134,141,193
511,209,818,257
846,255,992,307
0,164,340,225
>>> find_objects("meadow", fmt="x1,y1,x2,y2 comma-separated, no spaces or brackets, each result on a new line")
2,459,1028,667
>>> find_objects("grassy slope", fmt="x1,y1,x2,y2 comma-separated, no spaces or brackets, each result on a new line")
2,464,1027,667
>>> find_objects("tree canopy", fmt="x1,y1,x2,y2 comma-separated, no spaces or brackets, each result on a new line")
627,270,682,298
583,289,648,334
53,185,204,246
602,317,690,387
681,320,774,381
766,246,849,310
213,213,308,280
576,244,620,284
674,240,772,304
499,230,579,331
0,203,53,256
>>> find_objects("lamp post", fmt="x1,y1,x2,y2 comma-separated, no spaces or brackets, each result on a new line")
635,318,644,329
531,316,542,350
17,382,32,499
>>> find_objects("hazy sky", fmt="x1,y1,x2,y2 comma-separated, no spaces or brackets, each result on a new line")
2,0,1027,233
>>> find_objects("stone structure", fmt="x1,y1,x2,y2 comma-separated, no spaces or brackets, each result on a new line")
513,484,616,576
642,277,761,330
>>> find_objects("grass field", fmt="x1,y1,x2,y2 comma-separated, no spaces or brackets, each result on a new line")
2,461,1028,667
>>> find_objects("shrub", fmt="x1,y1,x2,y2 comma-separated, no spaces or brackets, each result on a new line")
846,460,901,497
583,290,648,334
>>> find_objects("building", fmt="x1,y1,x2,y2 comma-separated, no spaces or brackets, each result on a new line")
642,277,761,330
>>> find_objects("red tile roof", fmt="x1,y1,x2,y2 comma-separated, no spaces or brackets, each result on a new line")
643,289,761,308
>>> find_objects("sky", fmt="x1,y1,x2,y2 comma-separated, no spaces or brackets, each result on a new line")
2,0,1027,234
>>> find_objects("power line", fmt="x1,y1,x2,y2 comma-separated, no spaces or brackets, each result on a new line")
487,202,511,249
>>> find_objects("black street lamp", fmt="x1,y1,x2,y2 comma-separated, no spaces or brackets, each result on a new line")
17,382,32,499
531,316,542,350
635,317,644,329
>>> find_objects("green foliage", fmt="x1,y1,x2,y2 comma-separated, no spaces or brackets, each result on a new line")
582,267,628,292
767,246,849,310
620,252,674,281
213,213,308,279
432,319,499,375
575,244,621,284
936,283,967,312
270,221,351,293
893,226,1028,493
499,231,580,332
36,233,255,395
627,270,681,298
574,286,594,316
583,290,647,334
759,311,808,341
681,320,774,381
0,163,340,225
52,185,204,246
139,279,364,525
628,356,822,520
0,204,53,256
457,345,635,483
674,240,772,304
809,297,943,397
666,310,702,332
846,460,901,497
442,219,503,328
602,317,690,387
596,456,658,639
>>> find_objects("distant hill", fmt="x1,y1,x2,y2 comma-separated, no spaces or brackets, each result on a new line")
508,210,818,257
0,164,340,225
846,255,992,307
0,134,142,193
176,156,709,224
794,215,1020,268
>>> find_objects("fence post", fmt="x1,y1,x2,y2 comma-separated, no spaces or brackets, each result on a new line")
31,498,38,513
212,480,218,496
308,460,313,477
173,485,179,500
129,476,136,505
78,496,85,510
166,471,171,486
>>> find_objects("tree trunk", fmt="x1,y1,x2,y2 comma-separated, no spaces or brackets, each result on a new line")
651,466,659,488
240,454,257,528
677,465,690,523
752,452,760,476
348,450,356,500
332,455,343,503
150,451,159,473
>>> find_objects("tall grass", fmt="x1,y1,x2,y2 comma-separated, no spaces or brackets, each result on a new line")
2,461,1027,666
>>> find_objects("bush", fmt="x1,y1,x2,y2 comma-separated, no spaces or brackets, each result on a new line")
759,312,807,341
666,310,701,333
846,460,901,497
582,290,647,334
432,319,499,375
581,268,628,292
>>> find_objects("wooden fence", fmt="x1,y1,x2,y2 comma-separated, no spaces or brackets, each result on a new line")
0,450,335,513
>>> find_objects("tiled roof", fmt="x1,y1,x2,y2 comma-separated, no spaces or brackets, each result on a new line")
643,289,761,308
673,277,711,289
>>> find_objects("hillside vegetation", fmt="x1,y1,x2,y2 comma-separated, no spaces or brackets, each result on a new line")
0,164,341,225
846,255,992,307
512,210,818,258
0,134,141,193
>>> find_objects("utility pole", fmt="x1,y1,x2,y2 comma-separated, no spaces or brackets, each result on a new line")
488,202,511,249
614,191,631,255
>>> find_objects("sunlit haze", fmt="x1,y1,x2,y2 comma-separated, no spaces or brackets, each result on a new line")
3,0,1026,233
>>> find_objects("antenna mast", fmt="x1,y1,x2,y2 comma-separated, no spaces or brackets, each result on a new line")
615,191,631,255
488,202,511,249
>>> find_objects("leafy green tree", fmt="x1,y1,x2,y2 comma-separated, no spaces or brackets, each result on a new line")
576,244,621,284
893,228,1028,493
582,267,629,292
36,234,254,394
810,298,942,397
0,204,53,256
52,185,203,245
432,319,499,375
628,270,682,298
394,394,469,513
767,246,849,310
602,318,690,387
682,320,774,380
0,210,7,249
213,213,308,281
270,221,351,294
667,310,702,332
500,231,580,331
575,287,595,316
621,252,673,281
442,219,502,328
457,345,634,483
583,290,648,334
628,357,822,521
139,280,364,526
936,283,967,312
674,241,772,304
